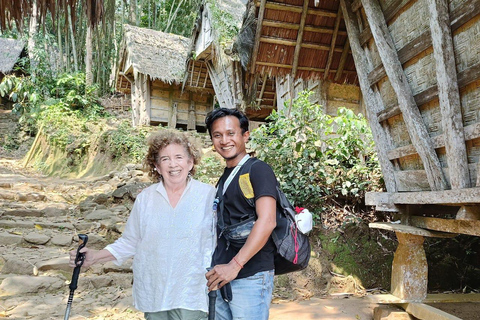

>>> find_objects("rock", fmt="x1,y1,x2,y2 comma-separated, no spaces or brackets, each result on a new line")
85,209,114,221
112,185,129,198
110,205,128,214
93,174,111,183
24,232,51,245
0,219,35,228
43,206,69,217
103,259,133,273
0,232,23,245
112,183,150,200
37,256,71,272
50,234,73,246
373,305,413,320
0,275,64,294
17,193,47,202
78,200,97,213
0,190,15,200
125,163,137,171
85,233,108,249
0,182,13,188
4,208,43,217
1,259,33,275
88,275,114,289
131,170,145,177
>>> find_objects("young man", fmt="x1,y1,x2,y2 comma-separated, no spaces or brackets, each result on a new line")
205,108,277,320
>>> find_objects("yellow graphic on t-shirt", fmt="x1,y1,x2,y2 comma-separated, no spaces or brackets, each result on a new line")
239,173,254,199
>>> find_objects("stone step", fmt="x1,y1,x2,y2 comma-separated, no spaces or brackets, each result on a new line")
0,201,72,217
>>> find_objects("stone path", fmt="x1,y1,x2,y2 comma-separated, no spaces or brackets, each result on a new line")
0,158,380,320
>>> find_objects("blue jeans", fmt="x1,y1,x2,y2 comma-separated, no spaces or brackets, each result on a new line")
215,270,274,320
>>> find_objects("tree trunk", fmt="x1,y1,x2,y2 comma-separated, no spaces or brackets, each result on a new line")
57,19,64,72
28,1,38,79
85,25,93,86
67,5,79,72
130,0,137,25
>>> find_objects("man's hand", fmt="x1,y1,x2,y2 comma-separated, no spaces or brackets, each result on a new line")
205,260,242,291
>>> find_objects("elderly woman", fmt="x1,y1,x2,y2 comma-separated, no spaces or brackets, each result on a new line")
69,129,216,320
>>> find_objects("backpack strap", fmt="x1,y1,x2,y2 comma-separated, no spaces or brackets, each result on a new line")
237,158,261,208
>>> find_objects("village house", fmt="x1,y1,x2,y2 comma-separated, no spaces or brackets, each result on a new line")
115,25,214,131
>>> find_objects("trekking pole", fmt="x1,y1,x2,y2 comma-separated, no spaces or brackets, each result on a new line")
208,289,217,320
64,234,88,320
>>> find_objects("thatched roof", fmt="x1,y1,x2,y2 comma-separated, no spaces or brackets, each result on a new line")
120,25,191,84
0,38,24,74
237,0,358,85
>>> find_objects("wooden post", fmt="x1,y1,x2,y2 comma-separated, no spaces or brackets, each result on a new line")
335,40,350,82
188,93,196,131
324,7,343,80
291,0,309,78
361,0,447,191
250,0,267,74
391,232,427,302
340,0,397,192
427,0,470,189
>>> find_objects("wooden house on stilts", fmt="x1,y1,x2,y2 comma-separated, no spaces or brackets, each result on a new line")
237,0,480,318
116,25,214,131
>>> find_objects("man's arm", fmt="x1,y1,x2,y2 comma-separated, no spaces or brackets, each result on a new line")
206,195,276,290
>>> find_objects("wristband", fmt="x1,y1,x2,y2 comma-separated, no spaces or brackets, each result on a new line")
233,257,244,269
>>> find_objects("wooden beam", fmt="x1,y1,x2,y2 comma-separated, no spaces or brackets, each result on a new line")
255,1,338,17
195,62,203,87
368,293,480,304
324,7,343,80
335,40,350,81
428,0,470,189
367,187,480,205
410,216,480,237
340,0,397,192
377,62,480,122
291,0,310,78
361,0,447,191
367,0,480,84
250,0,267,74
450,0,480,31
256,74,268,107
398,303,463,320
352,0,362,12
368,31,432,86
259,36,346,53
262,19,348,36
369,222,455,237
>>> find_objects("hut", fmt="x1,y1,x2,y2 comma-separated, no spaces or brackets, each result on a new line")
0,38,25,81
189,0,247,112
116,25,214,130
0,38,25,108
235,0,362,120
333,0,480,318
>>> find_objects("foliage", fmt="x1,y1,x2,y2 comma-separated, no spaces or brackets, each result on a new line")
249,91,384,225
207,0,239,46
100,120,153,164
196,153,224,185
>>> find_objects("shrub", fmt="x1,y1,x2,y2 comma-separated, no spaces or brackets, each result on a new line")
249,91,384,225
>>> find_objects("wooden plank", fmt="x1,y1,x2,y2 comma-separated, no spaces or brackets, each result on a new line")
367,0,480,85
259,37,346,53
255,1,338,17
377,63,480,122
352,0,362,12
262,20,348,36
399,302,463,320
368,31,432,86
256,74,268,107
335,40,350,81
250,0,267,74
361,0,447,191
450,0,480,31
369,222,456,237
324,7,343,79
410,216,480,236
367,187,480,205
427,0,470,189
386,118,480,161
368,293,480,304
340,0,397,192
291,0,310,78
394,170,431,191
383,0,411,22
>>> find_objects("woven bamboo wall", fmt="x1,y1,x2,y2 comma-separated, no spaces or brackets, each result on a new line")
359,0,480,191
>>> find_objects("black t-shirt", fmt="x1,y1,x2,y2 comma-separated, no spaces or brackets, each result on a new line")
212,158,277,279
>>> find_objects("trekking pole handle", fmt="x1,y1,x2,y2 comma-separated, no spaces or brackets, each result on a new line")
69,234,88,291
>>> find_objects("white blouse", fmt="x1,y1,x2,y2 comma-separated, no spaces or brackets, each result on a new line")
105,178,216,312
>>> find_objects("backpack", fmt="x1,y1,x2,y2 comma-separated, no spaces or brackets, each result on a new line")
217,158,311,275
